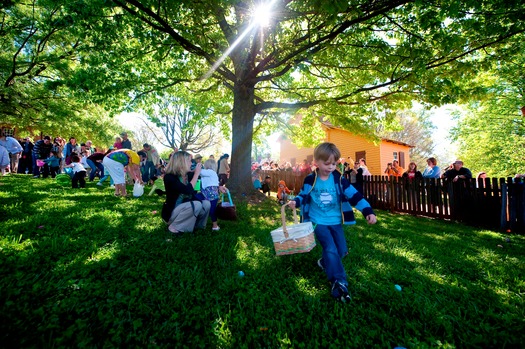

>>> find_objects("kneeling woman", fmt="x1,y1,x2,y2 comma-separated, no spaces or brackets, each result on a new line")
161,151,210,235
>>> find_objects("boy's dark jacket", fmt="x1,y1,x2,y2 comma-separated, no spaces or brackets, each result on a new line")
293,169,374,224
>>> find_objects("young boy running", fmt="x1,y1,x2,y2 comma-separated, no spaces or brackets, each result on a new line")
289,142,377,302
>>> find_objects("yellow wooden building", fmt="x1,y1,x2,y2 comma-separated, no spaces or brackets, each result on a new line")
279,122,413,176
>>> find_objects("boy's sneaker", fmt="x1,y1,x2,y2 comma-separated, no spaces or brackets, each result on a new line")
317,258,325,272
96,182,103,186
331,280,352,303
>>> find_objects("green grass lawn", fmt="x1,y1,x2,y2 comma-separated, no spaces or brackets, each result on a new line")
1,175,524,348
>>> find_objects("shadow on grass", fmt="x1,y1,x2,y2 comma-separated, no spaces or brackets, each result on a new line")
1,175,524,348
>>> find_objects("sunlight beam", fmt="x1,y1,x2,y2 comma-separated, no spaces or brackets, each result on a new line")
201,0,278,80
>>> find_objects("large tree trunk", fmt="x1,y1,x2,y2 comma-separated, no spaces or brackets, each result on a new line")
228,81,255,195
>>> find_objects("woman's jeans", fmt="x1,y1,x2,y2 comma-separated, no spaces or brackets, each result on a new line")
87,159,104,181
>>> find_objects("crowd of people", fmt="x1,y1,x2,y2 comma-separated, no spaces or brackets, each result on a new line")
0,132,165,186
0,129,497,191
248,152,505,204
3,131,503,304
0,130,235,234
381,157,478,183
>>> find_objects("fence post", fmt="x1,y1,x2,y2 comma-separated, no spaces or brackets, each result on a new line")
501,182,508,231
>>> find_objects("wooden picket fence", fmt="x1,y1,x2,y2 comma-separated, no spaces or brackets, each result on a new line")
261,170,525,233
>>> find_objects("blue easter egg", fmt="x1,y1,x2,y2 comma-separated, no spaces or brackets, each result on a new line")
238,271,245,277
395,284,402,291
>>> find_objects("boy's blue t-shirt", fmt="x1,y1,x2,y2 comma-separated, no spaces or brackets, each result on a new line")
309,173,342,225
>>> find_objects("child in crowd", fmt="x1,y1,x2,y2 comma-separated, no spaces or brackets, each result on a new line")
276,180,291,205
113,136,123,150
198,159,225,231
64,154,87,188
288,142,377,303
44,150,61,178
262,175,271,196
148,175,166,196
252,168,262,190
80,150,90,178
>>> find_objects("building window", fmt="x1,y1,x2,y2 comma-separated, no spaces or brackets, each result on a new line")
393,152,398,161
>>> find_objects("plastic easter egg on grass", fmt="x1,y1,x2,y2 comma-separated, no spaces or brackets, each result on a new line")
394,284,402,292
238,271,245,277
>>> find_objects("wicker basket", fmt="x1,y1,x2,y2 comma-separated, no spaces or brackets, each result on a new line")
271,204,316,256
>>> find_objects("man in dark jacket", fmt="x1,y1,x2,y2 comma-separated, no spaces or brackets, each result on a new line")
18,137,34,174
442,160,472,182
32,136,53,178
120,132,132,149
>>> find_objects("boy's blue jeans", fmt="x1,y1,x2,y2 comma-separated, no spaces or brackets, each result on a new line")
315,224,348,284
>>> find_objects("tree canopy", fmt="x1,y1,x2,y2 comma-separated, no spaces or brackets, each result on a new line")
0,0,121,145
378,108,436,168
449,37,525,178
4,0,525,191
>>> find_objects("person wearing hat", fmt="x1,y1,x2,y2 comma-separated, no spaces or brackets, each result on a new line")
442,160,472,182
141,143,161,183
191,154,203,169
217,153,230,186
188,153,203,183
277,179,291,204
262,175,272,196
120,132,132,150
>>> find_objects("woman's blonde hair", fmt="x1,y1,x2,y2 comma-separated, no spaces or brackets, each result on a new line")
165,151,191,178
204,159,217,172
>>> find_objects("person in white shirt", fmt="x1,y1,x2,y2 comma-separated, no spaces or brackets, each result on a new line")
0,132,23,173
64,154,87,188
198,159,227,231
0,145,10,175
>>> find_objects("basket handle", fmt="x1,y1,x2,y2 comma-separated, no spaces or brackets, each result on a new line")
221,189,234,206
281,202,299,237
